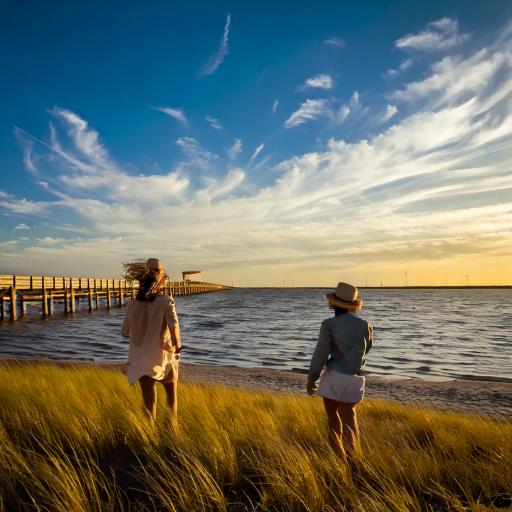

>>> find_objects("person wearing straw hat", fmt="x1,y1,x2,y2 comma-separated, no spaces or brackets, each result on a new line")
121,258,181,423
307,282,373,458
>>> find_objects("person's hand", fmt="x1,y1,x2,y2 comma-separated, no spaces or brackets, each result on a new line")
174,345,183,354
307,380,317,395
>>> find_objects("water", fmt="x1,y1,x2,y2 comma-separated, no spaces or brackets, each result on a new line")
0,288,511,382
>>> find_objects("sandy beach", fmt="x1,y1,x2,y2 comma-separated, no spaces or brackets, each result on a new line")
1,358,510,420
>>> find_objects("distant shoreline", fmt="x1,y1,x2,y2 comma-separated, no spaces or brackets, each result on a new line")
242,285,512,289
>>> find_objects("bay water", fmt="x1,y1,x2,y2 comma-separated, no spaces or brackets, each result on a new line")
0,288,510,382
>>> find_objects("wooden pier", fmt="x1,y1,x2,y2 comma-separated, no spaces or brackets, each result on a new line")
0,274,232,321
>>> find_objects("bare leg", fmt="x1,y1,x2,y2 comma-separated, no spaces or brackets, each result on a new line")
338,402,359,453
139,376,157,421
323,397,345,459
162,379,178,425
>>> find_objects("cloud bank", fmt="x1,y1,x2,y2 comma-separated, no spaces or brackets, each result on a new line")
3,19,512,285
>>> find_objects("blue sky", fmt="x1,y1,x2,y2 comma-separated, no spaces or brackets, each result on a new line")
1,1,512,286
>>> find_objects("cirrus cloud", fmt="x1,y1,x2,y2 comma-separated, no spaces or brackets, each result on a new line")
396,17,469,51
284,99,332,128
200,14,231,76
304,74,334,90
153,106,188,126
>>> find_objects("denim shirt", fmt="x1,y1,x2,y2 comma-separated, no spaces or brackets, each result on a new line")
308,313,373,382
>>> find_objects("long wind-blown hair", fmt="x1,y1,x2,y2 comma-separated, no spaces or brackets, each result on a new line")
122,260,167,302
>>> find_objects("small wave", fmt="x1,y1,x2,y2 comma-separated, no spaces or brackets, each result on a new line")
290,356,308,362
392,357,413,363
416,365,431,372
197,321,224,329
86,342,114,350
370,364,396,370
451,373,512,384
181,348,209,356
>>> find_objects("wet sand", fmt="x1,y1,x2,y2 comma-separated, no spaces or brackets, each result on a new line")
1,358,510,419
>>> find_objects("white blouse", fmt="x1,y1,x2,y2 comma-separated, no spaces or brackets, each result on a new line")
121,295,179,384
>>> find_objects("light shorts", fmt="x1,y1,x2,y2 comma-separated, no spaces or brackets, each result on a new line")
315,368,365,403
160,353,179,383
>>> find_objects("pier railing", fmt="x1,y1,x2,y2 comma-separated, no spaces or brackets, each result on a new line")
0,274,232,321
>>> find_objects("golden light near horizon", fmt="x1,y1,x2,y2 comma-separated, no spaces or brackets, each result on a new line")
200,252,512,288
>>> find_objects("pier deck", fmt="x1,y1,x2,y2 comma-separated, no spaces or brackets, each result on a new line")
0,274,232,321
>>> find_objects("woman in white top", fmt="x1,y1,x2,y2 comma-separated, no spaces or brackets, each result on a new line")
121,258,181,422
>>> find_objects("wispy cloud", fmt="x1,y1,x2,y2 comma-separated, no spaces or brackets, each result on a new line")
13,223,30,231
201,14,231,76
303,74,334,90
153,106,188,126
176,137,217,172
335,104,350,124
0,195,48,215
284,99,331,128
386,58,413,77
50,107,111,166
22,142,38,175
396,17,469,51
350,91,361,108
391,48,505,103
195,168,245,205
330,91,366,125
14,130,39,175
206,115,222,130
377,104,398,124
323,36,345,48
37,236,64,245
228,138,242,161
272,99,279,115
249,143,264,164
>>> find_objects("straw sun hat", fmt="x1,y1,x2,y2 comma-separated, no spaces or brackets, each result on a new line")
325,282,363,312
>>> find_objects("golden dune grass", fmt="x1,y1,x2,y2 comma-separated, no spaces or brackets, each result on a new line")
0,363,510,511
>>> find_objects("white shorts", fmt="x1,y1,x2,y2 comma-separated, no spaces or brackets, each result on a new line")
316,368,365,403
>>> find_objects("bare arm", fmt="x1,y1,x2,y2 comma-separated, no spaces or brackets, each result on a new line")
166,299,181,351
366,323,373,354
121,304,131,338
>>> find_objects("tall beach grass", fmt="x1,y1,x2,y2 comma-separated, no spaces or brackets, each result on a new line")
0,362,510,511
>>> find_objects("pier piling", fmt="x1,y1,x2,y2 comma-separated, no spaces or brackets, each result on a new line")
64,284,69,314
88,279,93,312
70,284,76,314
9,285,17,322
0,273,232,321
94,280,99,310
42,280,49,319
106,280,111,309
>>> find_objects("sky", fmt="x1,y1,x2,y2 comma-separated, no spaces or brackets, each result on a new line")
1,0,512,286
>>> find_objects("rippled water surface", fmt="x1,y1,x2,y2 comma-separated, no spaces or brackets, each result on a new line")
0,288,511,381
